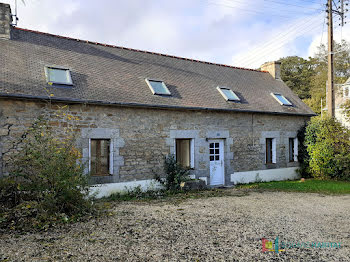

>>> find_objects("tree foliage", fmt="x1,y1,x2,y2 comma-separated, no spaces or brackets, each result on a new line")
305,116,350,181
279,40,350,114
0,113,94,231
279,56,314,99
296,124,311,178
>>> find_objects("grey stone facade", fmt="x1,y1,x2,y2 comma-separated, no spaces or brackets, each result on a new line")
0,98,309,185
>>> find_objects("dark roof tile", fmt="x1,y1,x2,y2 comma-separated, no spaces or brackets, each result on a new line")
0,27,315,116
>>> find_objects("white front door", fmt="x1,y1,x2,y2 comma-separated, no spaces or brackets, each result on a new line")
209,140,225,186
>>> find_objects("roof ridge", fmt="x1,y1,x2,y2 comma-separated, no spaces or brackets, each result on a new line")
14,27,267,73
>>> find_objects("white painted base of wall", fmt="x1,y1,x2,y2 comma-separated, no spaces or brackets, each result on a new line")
90,179,163,198
230,167,299,184
199,176,208,185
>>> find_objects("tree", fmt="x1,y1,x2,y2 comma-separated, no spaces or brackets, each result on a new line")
279,40,350,115
279,56,315,100
305,116,350,180
0,110,95,230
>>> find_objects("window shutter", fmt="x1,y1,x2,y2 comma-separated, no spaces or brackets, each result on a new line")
109,140,114,175
88,138,91,173
294,138,298,162
272,138,277,163
190,139,195,168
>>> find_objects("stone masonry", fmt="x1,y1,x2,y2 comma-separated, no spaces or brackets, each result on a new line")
0,98,309,185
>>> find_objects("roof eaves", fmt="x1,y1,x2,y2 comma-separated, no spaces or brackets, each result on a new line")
0,92,317,117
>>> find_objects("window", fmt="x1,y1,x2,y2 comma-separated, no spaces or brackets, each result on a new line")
271,93,292,106
145,79,171,95
266,138,276,164
90,139,111,176
289,138,298,162
217,87,240,101
45,66,73,85
175,139,194,168
209,142,220,161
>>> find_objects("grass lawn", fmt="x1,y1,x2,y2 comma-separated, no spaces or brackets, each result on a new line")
238,179,350,194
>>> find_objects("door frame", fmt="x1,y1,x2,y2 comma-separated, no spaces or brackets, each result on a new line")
208,139,225,186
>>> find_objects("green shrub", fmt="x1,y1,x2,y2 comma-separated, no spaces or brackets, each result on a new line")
155,155,190,191
305,116,350,180
0,115,95,231
296,124,312,178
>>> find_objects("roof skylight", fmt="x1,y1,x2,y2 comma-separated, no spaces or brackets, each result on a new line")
217,87,240,101
145,79,171,95
271,93,292,106
45,66,73,85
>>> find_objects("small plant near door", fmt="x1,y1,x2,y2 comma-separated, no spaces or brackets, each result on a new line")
154,155,190,191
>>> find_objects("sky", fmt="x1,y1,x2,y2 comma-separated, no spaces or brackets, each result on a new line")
2,0,350,69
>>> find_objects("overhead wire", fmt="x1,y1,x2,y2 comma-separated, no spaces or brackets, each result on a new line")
234,13,324,66
199,0,329,67
241,19,324,66
239,20,325,67
221,0,325,15
320,13,326,46
203,0,326,66
204,0,298,19
262,0,325,11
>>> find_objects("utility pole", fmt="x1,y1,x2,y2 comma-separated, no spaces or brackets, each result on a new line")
327,0,335,117
326,0,348,117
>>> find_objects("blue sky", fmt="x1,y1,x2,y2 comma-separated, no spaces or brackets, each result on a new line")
3,0,349,69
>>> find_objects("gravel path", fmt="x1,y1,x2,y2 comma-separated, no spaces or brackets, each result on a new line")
0,190,349,261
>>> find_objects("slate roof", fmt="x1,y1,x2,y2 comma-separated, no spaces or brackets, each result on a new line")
0,27,315,116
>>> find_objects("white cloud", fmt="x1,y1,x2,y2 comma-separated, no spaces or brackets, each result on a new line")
2,0,333,69
232,12,325,68
308,24,350,58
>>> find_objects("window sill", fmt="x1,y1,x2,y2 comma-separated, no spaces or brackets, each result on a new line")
91,174,113,177
47,82,74,88
265,163,277,169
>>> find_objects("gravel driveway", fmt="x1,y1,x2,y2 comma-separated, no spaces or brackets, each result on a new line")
0,190,349,261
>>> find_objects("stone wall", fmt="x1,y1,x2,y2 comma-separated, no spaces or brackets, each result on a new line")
0,98,310,185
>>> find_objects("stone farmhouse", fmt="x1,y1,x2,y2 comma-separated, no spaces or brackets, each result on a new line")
0,3,315,196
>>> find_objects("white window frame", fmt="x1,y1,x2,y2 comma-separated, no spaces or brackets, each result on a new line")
145,78,171,95
271,93,292,106
44,66,73,85
265,138,276,164
272,138,277,163
293,137,298,162
174,138,195,168
88,138,114,175
217,86,240,101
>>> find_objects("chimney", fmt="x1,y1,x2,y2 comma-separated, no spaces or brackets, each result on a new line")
260,61,281,80
0,3,12,40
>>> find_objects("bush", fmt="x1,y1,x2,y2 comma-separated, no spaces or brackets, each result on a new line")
305,116,350,180
155,155,190,191
0,115,94,231
296,124,312,178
